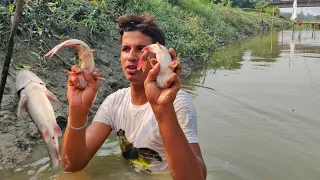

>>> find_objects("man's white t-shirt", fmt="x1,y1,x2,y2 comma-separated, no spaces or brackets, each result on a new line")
92,87,198,172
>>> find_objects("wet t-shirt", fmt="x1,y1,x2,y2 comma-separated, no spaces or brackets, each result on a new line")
92,87,198,172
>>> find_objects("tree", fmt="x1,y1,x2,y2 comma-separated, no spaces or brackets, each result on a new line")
213,0,262,8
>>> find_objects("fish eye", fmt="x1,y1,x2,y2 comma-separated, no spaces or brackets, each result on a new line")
52,136,54,140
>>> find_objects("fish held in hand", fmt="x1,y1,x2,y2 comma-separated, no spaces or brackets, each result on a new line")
15,69,62,169
137,42,180,88
45,39,104,89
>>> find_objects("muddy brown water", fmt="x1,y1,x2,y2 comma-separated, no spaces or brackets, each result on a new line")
1,30,320,180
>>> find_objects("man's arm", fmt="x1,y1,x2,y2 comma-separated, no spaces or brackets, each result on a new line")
154,105,207,180
144,63,207,179
62,112,112,172
62,68,112,172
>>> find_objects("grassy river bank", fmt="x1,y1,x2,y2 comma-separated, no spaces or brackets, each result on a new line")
0,0,287,169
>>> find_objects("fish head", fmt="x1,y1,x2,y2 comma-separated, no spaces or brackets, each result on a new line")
147,42,164,56
137,42,166,72
117,129,125,137
147,42,171,65
15,70,45,94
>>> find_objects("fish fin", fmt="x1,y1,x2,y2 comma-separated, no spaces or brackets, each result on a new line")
42,126,50,143
156,42,162,49
89,49,95,53
131,157,151,168
53,123,62,137
17,92,28,118
137,47,150,73
137,59,147,73
44,88,59,103
138,147,163,162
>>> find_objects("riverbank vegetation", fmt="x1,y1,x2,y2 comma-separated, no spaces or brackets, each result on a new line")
0,0,287,69
0,0,290,167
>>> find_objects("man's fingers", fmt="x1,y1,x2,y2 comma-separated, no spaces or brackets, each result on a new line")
71,65,83,73
165,72,181,90
145,62,160,84
67,74,79,87
169,60,182,76
168,48,182,76
83,70,98,92
91,69,106,81
91,69,101,77
168,48,177,60
175,62,182,76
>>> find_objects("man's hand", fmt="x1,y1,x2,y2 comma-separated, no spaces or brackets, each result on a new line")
67,66,101,115
144,48,182,109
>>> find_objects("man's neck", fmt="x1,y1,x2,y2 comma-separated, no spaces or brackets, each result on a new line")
130,84,148,105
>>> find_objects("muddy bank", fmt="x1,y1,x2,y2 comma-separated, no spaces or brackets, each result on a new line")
0,32,129,168
0,30,197,169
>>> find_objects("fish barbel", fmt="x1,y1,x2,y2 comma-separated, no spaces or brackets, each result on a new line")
15,69,62,169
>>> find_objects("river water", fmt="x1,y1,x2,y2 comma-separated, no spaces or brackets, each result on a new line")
1,30,320,180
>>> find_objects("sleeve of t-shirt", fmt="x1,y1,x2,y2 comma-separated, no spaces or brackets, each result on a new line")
174,90,198,143
92,94,114,129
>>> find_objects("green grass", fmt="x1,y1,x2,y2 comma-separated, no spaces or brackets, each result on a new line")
0,0,289,67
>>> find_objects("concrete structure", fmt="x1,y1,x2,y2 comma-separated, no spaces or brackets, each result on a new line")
268,0,320,8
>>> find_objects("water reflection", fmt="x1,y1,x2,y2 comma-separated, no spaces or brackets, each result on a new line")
182,30,320,180
182,31,281,94
183,30,320,94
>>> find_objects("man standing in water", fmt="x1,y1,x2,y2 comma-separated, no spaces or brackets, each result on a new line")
62,13,207,179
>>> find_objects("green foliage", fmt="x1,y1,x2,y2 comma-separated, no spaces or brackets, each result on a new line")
0,0,119,48
0,0,285,69
254,2,269,9
231,0,256,8
254,2,279,16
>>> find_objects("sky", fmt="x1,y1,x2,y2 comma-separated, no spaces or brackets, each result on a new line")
280,7,320,16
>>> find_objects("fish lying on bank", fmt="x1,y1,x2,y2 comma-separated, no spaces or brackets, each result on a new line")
15,69,62,169
45,39,104,89
137,42,180,88
117,129,162,172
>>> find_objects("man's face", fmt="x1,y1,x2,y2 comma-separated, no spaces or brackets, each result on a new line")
120,31,153,85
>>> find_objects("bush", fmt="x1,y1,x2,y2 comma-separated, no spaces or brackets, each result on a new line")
0,0,285,68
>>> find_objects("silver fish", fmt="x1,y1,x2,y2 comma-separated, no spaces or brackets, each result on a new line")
137,42,178,88
44,39,96,90
15,69,62,169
